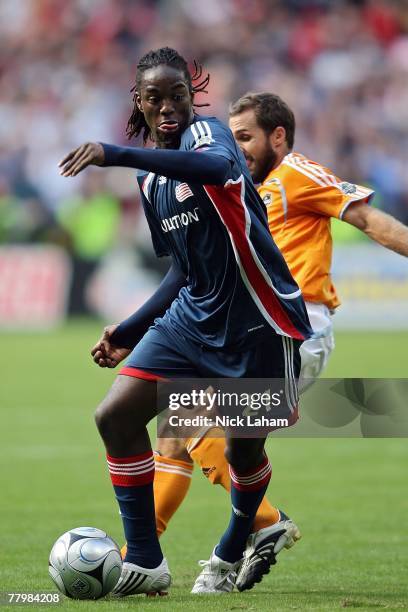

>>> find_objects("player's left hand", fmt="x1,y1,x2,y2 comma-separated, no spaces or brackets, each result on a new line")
91,325,131,368
59,142,105,177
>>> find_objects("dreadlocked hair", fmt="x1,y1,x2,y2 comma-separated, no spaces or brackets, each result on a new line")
126,47,210,142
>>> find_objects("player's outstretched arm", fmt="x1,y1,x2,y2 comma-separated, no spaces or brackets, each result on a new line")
60,142,232,184
343,201,408,257
59,143,105,177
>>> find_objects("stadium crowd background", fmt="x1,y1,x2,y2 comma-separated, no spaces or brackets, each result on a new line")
1,0,408,316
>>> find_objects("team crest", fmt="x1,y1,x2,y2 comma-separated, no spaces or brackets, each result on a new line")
263,193,272,205
339,181,357,195
175,183,194,202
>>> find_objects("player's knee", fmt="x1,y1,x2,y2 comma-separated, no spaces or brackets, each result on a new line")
224,440,265,473
156,437,191,462
94,399,117,440
95,397,131,442
224,446,250,473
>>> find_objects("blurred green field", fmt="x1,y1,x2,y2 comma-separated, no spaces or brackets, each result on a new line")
1,321,407,611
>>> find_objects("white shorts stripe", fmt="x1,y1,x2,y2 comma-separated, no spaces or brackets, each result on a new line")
283,336,297,412
289,337,299,406
283,336,292,412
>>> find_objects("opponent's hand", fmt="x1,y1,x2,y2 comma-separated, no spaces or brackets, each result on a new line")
59,142,105,177
91,324,131,368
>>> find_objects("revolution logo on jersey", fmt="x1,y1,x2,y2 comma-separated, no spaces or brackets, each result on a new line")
160,208,200,232
138,116,312,349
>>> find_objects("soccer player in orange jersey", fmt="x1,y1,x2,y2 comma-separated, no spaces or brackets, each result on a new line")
229,93,408,389
95,92,408,591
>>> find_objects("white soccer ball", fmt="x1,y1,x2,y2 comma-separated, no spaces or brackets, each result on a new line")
49,527,122,599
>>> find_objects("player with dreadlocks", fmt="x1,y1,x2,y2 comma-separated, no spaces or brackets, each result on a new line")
60,47,312,596
126,48,210,143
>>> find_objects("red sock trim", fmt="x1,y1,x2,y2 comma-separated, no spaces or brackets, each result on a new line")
119,367,166,382
107,451,155,487
230,456,272,492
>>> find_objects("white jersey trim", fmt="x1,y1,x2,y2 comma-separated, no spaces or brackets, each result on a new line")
142,172,155,204
338,192,375,220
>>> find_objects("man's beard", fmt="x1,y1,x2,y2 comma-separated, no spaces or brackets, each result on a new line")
252,146,277,184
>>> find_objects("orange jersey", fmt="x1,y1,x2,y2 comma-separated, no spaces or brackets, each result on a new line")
259,152,374,310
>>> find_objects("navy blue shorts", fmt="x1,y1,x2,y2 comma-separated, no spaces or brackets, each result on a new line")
119,321,301,407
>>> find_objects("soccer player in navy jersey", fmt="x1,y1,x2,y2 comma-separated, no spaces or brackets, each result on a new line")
60,47,312,596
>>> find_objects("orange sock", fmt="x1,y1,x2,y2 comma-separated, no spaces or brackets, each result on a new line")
120,453,193,559
188,431,280,532
153,454,193,535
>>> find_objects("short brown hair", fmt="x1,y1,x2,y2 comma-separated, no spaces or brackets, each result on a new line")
229,92,295,149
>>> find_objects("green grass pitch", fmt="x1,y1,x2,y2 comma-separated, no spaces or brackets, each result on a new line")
1,321,407,611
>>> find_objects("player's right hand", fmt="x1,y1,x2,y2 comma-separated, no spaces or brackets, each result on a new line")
59,142,105,177
91,325,131,368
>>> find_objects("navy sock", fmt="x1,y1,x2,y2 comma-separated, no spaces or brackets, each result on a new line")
216,456,272,563
108,452,163,569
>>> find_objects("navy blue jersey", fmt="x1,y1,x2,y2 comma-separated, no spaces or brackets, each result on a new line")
138,115,312,349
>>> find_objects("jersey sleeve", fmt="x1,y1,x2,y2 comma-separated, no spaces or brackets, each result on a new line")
282,158,375,219
137,174,170,258
182,117,236,163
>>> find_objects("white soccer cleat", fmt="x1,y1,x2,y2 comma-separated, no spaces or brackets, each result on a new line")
236,509,301,592
112,557,171,597
191,549,242,594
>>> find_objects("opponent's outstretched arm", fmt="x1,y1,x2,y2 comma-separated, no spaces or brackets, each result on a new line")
343,201,408,257
59,142,232,185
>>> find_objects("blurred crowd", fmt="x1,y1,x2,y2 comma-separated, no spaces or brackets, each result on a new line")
1,0,408,312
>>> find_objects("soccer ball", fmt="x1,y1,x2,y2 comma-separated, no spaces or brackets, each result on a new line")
48,527,122,599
